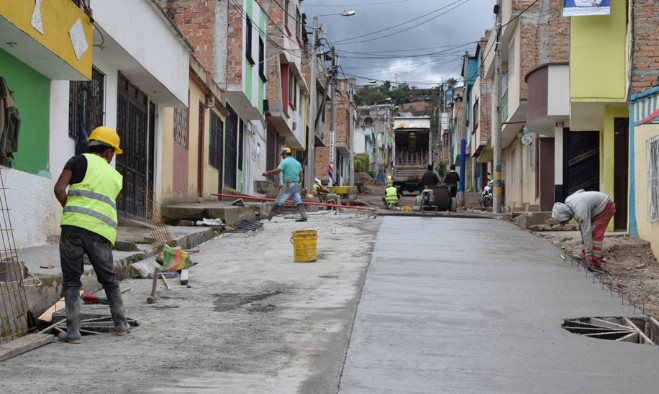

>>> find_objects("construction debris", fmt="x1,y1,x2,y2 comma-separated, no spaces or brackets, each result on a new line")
180,269,189,285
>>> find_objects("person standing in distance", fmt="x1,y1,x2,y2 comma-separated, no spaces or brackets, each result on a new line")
443,165,460,198
53,126,130,343
422,164,440,187
262,147,307,222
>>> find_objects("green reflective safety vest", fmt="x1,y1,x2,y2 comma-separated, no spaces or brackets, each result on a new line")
61,154,123,244
385,186,399,204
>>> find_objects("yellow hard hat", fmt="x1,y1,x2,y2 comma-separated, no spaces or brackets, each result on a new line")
281,147,291,155
88,126,123,154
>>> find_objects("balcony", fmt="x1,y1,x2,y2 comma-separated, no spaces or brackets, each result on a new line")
525,63,569,137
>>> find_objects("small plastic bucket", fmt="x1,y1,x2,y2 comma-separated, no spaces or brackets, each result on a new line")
290,230,317,262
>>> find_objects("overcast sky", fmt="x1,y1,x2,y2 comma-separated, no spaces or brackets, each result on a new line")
303,0,498,88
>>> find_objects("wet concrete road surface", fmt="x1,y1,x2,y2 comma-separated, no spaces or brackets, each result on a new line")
339,216,657,393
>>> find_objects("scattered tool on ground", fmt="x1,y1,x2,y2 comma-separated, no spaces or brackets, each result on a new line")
159,273,170,290
147,267,158,304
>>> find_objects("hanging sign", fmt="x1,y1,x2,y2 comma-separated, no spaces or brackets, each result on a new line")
563,0,610,17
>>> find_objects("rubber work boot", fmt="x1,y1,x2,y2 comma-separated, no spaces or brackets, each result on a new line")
105,287,130,336
267,204,279,221
296,204,308,222
58,288,82,344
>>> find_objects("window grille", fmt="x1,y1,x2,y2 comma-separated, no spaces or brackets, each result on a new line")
173,107,188,148
68,65,105,141
647,135,659,222
246,17,254,65
209,111,224,170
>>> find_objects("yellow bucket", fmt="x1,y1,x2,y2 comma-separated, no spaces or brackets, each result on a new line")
290,230,317,262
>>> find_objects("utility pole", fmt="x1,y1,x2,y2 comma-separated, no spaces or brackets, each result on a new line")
306,17,319,189
349,81,355,186
374,105,380,183
329,46,337,187
493,0,503,213
458,51,469,208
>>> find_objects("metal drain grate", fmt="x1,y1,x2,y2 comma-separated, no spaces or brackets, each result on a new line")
224,219,263,234
562,316,659,345
48,316,140,336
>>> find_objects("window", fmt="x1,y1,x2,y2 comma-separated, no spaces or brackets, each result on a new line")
284,0,291,35
296,7,302,41
173,107,188,148
246,17,254,65
259,37,266,82
209,111,224,170
647,135,659,221
288,71,297,110
508,40,515,77
472,98,479,133
69,65,105,141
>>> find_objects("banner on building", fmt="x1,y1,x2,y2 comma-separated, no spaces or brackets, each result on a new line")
563,0,610,17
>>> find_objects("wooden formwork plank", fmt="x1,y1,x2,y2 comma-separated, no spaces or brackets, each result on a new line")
0,334,54,362
622,317,655,345
615,332,639,343
588,318,630,331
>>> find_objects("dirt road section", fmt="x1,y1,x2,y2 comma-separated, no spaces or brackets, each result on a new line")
535,231,659,320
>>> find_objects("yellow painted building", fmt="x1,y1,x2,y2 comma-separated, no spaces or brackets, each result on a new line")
160,57,228,204
568,0,630,231
0,0,93,80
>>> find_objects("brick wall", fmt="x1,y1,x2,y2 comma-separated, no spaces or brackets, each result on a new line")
631,0,659,94
226,3,244,86
335,79,352,146
315,146,329,180
512,0,570,100
264,0,284,107
158,0,217,77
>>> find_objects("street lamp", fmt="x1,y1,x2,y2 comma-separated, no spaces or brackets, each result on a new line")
306,10,355,189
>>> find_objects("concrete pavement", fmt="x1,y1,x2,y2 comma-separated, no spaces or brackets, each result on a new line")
339,216,656,393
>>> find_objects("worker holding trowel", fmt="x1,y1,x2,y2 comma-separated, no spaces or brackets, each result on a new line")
552,189,616,271
262,147,308,222
53,126,130,343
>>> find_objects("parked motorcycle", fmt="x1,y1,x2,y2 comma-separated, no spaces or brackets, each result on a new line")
480,182,493,208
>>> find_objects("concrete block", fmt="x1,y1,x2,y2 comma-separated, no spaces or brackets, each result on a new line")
515,212,553,229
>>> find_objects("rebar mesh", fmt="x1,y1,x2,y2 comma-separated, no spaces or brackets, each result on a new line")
0,169,34,344
144,190,173,254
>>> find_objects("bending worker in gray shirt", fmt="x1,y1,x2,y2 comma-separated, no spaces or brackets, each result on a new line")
552,189,616,270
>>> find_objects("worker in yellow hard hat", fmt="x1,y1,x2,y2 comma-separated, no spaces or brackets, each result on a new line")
262,147,307,222
53,126,129,343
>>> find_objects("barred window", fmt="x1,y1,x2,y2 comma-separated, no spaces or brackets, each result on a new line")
647,135,659,221
209,111,224,170
69,65,105,141
174,107,188,148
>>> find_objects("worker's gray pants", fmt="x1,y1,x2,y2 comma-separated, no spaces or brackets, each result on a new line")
59,225,120,292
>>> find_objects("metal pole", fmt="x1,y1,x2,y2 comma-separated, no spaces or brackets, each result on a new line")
375,105,380,183
458,52,468,207
329,46,337,186
349,82,355,186
306,17,319,188
493,0,503,213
